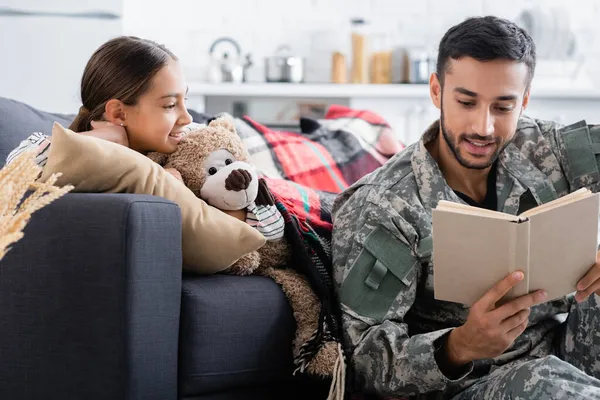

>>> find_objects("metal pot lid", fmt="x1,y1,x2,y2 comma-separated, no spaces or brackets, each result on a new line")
267,44,303,62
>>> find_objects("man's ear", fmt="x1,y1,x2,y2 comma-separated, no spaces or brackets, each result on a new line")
522,88,531,112
103,99,127,126
430,73,442,110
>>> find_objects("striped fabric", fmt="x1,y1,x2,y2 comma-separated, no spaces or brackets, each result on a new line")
6,132,51,167
246,203,284,240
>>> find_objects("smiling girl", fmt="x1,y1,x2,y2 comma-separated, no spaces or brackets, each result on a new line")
7,36,197,181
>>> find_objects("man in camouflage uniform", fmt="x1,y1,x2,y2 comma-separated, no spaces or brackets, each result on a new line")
332,16,600,400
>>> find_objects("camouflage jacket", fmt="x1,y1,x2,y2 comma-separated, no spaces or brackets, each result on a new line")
331,115,600,398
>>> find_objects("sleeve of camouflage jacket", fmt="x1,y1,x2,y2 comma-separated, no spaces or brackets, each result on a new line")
332,187,474,398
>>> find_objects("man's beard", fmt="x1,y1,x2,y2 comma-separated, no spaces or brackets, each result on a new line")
440,108,506,170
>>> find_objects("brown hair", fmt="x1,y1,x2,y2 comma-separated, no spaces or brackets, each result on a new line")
69,36,177,132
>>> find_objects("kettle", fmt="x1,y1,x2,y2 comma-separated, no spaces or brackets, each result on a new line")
208,37,252,83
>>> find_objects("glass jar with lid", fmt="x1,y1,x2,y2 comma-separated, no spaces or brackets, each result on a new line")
350,18,369,84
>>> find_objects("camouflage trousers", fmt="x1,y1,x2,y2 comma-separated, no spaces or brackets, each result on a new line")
452,295,600,399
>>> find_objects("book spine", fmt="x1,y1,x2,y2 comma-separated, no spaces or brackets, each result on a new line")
509,220,530,298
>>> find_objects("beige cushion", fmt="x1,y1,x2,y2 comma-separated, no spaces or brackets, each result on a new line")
40,122,266,274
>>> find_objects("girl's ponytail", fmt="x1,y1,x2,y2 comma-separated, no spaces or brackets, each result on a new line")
68,105,105,132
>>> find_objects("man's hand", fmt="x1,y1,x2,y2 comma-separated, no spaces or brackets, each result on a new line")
575,250,600,303
446,271,547,366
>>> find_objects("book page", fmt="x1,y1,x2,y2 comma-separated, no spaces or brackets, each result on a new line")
432,209,528,306
436,200,522,222
527,193,600,301
519,188,591,218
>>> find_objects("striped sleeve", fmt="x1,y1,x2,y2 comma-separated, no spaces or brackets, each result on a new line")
246,203,285,240
6,132,51,167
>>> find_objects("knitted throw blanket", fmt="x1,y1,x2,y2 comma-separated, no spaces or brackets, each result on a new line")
266,177,347,399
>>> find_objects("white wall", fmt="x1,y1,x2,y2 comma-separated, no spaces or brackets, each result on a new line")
123,0,600,87
0,0,123,113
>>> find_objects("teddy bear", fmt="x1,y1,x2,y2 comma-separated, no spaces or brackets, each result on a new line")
146,116,343,391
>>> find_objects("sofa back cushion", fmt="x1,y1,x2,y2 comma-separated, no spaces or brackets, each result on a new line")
0,96,73,167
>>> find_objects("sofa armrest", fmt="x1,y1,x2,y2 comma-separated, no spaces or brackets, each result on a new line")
0,193,183,400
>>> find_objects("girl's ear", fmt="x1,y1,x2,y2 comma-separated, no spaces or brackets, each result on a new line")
104,99,127,126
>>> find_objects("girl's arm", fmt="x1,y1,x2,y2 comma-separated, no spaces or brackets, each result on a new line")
6,132,51,167
6,121,128,168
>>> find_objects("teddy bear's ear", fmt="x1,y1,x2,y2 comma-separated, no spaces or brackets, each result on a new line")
146,151,169,166
255,178,276,207
208,116,236,134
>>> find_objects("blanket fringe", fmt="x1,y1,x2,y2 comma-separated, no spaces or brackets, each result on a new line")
293,324,330,375
292,328,346,400
327,342,346,400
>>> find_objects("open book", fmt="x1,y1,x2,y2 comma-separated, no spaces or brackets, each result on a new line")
432,188,600,306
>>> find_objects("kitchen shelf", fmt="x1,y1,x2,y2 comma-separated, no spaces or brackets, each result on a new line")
187,83,431,98
187,82,600,100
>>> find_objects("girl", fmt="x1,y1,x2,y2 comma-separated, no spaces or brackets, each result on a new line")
7,35,194,182
7,35,281,227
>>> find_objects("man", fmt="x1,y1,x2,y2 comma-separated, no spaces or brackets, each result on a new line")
332,15,600,399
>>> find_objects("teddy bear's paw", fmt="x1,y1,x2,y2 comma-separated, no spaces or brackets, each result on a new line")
305,341,340,378
224,251,261,275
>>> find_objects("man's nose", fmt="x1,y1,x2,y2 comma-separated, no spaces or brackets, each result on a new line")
472,109,495,137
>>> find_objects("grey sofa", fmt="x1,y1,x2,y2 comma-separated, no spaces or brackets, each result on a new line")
0,96,329,400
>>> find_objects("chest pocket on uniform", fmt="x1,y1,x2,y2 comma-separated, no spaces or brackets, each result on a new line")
558,121,600,190
339,226,419,321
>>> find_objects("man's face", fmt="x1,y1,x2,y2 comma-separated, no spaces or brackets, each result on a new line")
431,57,530,170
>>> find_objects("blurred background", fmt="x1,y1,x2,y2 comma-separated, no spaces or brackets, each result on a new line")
1,0,599,144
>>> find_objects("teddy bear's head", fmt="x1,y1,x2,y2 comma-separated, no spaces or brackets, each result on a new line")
148,117,259,211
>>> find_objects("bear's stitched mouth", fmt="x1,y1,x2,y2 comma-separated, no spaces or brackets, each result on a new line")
222,191,249,209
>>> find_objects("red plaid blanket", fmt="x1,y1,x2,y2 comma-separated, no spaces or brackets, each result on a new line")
233,105,405,238
236,104,405,194
262,177,335,232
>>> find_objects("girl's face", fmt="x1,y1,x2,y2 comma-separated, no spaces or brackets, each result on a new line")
123,58,193,154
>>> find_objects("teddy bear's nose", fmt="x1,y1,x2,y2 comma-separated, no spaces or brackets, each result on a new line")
225,169,252,192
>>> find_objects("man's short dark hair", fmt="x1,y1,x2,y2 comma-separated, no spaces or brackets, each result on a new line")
436,16,536,87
